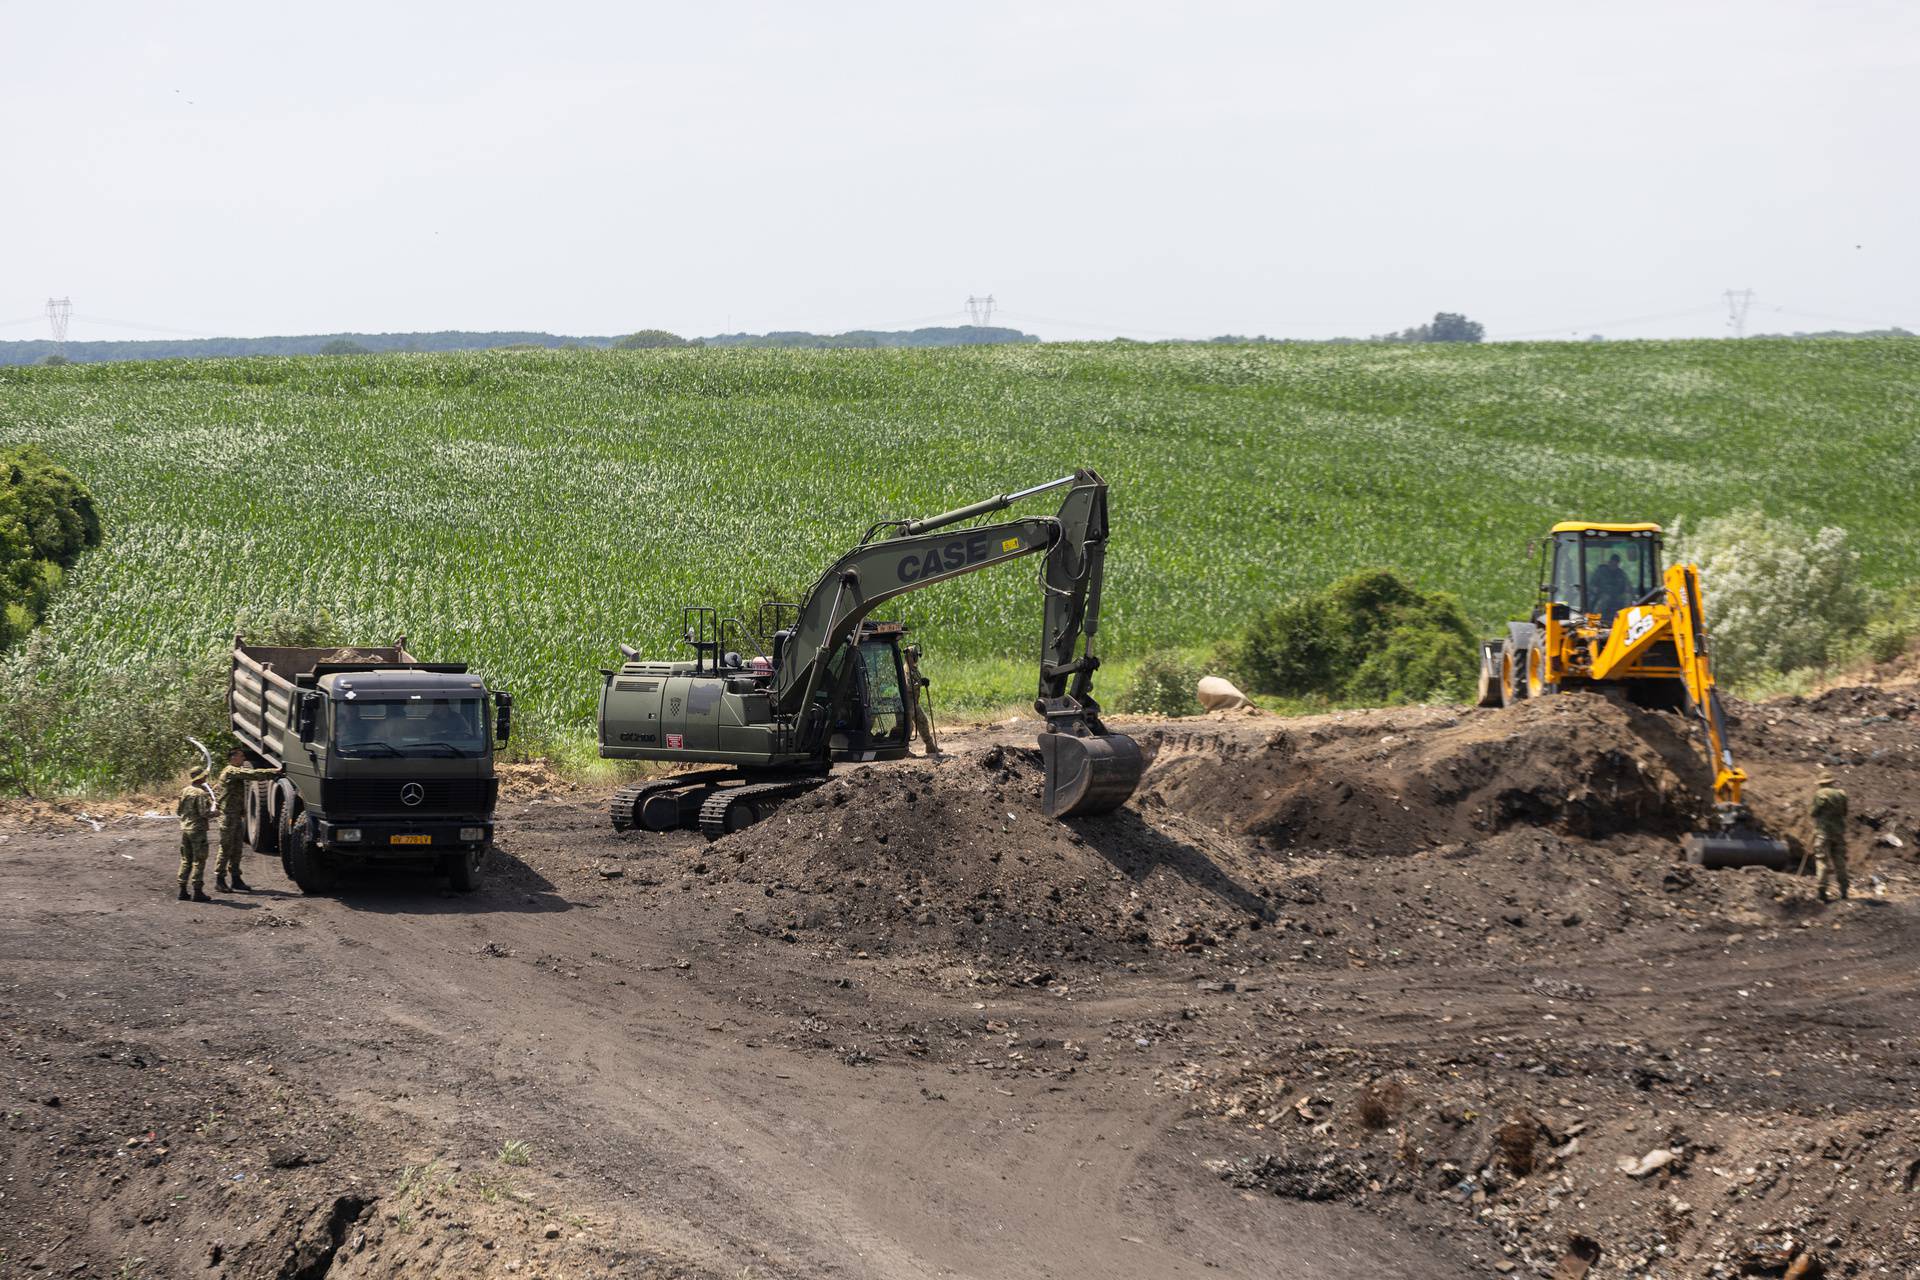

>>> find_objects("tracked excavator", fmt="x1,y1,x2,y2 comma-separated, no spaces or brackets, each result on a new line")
598,470,1144,839
1476,521,1792,869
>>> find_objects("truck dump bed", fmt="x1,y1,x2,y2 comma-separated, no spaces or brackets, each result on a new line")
230,636,459,768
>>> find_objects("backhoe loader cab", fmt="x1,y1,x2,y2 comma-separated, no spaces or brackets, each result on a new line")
1543,523,1663,627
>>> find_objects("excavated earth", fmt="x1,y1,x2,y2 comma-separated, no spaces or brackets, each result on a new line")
3,680,1918,1278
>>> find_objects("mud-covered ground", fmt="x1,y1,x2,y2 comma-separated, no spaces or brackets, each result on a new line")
2,681,1917,1279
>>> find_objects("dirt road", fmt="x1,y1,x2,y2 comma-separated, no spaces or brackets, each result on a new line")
3,685,1917,1278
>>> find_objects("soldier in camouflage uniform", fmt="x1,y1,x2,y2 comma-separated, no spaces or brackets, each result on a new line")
1811,772,1850,902
177,767,216,902
214,749,280,893
903,644,941,758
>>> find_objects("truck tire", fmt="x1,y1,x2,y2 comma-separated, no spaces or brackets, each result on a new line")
246,782,279,854
444,842,488,893
280,809,336,895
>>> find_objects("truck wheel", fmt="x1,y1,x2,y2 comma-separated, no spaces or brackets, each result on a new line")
445,843,487,893
247,782,279,854
1526,646,1558,699
280,809,335,895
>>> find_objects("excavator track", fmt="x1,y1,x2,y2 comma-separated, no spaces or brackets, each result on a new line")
696,778,824,841
609,770,739,833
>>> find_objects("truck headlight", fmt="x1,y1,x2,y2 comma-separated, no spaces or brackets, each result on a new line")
459,827,485,843
335,828,363,843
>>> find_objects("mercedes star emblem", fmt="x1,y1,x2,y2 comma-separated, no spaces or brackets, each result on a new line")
401,782,425,807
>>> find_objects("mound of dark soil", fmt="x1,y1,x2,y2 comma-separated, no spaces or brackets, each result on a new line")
707,744,1277,965
1141,694,1712,855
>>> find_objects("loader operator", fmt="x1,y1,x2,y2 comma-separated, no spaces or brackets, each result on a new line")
903,644,941,758
214,749,280,893
1589,552,1632,621
1812,772,1850,902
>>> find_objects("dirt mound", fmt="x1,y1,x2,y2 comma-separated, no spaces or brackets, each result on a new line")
707,743,1276,965
1141,693,1712,855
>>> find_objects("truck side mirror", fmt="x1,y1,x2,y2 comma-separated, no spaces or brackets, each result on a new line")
295,693,317,742
494,691,513,745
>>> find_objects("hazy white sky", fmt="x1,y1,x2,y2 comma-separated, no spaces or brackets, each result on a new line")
2,0,1914,342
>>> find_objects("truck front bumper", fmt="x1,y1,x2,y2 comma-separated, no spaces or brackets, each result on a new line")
315,818,492,858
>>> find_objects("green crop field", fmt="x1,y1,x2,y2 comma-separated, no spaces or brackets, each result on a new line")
2,338,1916,791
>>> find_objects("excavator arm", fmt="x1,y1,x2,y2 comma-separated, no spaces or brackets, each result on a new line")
771,470,1142,817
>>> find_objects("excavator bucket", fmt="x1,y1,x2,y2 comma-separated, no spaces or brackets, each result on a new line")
1681,827,1793,871
1040,730,1144,818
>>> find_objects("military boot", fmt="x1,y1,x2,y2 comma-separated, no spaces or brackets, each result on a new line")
230,874,250,892
191,886,212,903
178,884,190,901
214,875,230,893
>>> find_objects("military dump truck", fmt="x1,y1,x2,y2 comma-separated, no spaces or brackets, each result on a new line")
229,636,511,894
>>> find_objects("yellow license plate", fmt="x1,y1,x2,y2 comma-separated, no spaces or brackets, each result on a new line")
389,834,432,846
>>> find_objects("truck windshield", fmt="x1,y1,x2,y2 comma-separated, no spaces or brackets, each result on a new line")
334,698,489,758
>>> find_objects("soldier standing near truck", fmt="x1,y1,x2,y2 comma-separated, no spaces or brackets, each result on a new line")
176,767,215,902
903,644,941,758
214,749,280,893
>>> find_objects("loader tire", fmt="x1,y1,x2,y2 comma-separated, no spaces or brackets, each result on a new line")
1526,646,1557,699
281,810,336,896
1499,642,1527,707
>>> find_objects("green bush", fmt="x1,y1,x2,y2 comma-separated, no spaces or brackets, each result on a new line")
1,446,100,649
1228,568,1475,705
1116,651,1203,716
612,329,691,350
1670,510,1872,683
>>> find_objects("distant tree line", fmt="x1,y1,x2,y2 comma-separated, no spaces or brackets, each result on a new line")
1,447,100,647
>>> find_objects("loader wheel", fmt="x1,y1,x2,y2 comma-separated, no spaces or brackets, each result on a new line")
1499,644,1527,707
1526,647,1557,699
281,810,336,896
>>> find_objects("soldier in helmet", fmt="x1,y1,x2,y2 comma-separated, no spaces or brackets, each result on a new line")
176,766,216,902
213,749,280,893
903,644,941,758
1811,771,1850,902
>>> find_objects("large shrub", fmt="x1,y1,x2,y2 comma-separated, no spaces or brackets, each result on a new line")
1671,511,1872,682
1228,568,1475,705
1,446,101,647
1116,651,1203,717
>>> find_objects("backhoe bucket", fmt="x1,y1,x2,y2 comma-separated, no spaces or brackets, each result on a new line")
1682,828,1793,871
1040,730,1144,818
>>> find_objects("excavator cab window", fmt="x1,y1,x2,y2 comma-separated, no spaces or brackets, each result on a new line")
821,634,909,757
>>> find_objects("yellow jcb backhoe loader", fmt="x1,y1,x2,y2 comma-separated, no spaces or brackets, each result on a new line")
1475,521,1791,869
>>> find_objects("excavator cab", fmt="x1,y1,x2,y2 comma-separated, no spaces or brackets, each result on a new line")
820,623,912,762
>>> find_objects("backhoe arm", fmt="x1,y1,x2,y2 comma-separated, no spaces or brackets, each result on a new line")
1665,562,1746,806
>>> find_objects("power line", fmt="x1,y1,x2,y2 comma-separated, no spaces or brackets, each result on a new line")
70,313,218,338
1489,305,1724,340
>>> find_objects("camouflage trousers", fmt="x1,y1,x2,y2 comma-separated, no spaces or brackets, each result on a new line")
177,832,210,888
217,818,247,879
1814,830,1850,897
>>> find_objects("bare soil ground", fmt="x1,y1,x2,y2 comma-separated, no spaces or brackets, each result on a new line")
3,682,1917,1279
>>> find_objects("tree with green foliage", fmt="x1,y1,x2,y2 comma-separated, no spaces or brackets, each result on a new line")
319,338,371,356
1671,510,1872,682
1376,312,1485,344
612,330,691,350
1226,569,1475,704
1,446,101,646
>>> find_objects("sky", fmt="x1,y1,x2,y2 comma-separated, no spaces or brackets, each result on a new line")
1,0,1914,343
